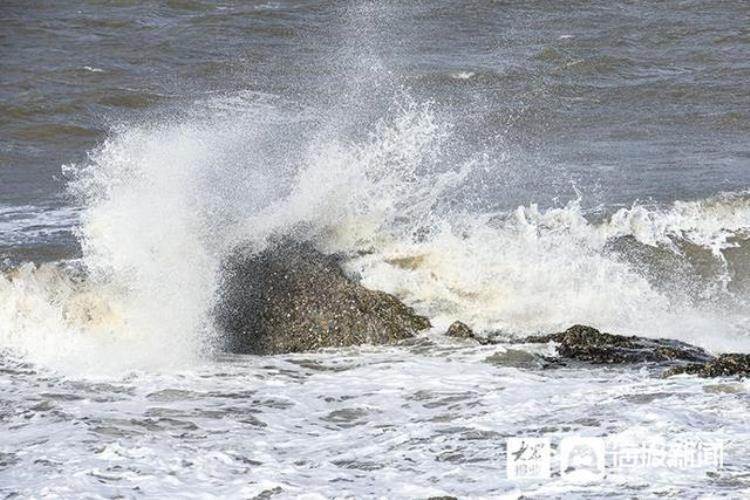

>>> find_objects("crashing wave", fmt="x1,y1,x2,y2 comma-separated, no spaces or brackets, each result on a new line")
2,93,750,372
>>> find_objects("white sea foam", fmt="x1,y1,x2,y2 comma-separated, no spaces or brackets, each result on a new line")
345,194,750,350
3,3,750,497
0,204,79,246
2,93,750,375
2,342,748,498
1,71,750,500
451,71,475,80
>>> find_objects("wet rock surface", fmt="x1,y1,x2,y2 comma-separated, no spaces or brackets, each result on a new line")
663,353,750,378
215,246,749,377
521,324,713,365
444,320,497,345
445,320,474,339
215,239,431,355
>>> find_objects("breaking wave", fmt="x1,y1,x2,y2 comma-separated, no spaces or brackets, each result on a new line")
2,90,750,373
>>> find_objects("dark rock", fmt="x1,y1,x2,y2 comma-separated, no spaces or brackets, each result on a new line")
445,320,474,339
663,353,750,378
215,239,431,355
444,320,497,345
521,324,712,365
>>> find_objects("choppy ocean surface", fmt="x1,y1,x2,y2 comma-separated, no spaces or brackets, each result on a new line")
1,1,750,497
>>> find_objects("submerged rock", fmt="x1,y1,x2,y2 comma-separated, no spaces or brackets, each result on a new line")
522,324,712,365
215,239,431,355
484,348,563,370
663,353,750,378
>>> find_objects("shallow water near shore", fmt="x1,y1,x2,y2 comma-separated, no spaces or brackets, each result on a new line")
3,339,749,498
2,0,750,497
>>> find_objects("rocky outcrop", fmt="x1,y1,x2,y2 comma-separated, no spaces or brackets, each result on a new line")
216,254,750,376
521,324,712,365
514,324,750,378
215,239,431,355
663,353,750,378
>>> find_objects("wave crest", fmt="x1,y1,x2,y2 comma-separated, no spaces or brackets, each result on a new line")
3,92,750,372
